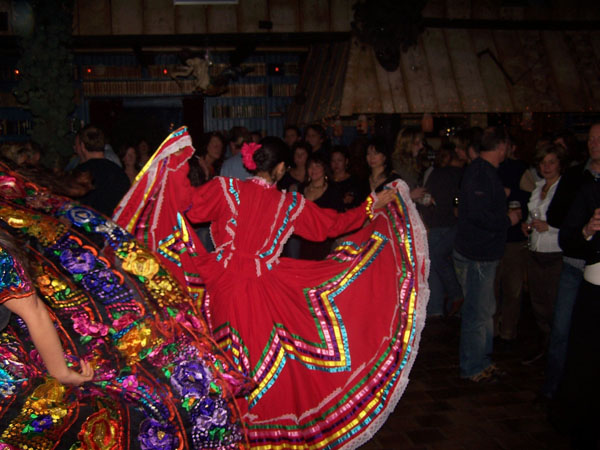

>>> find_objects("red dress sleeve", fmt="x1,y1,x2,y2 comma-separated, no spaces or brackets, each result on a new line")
185,177,229,225
293,197,370,242
0,247,34,305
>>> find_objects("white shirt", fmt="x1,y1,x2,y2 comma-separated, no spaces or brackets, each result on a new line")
527,177,561,253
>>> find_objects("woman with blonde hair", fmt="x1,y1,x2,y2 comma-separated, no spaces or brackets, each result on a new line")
392,127,427,201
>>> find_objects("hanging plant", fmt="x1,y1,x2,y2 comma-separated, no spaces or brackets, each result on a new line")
14,0,75,168
352,0,427,72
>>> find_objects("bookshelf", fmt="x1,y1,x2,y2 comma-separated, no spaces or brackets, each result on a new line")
0,51,302,145
0,60,32,143
202,53,300,137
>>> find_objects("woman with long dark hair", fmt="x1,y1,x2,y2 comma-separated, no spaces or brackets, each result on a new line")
330,145,361,210
187,131,226,185
298,153,344,260
277,140,310,192
115,127,429,450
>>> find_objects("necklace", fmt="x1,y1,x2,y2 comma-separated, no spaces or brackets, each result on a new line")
250,176,275,188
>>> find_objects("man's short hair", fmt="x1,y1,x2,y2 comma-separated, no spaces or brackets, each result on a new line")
480,126,509,152
78,125,105,153
284,125,300,136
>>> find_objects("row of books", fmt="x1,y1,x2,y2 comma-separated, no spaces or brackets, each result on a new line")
82,80,297,98
211,105,267,119
82,66,143,80
209,63,267,77
271,84,297,97
78,62,300,81
209,62,298,77
0,119,31,136
222,84,268,97
82,80,197,96
0,67,20,82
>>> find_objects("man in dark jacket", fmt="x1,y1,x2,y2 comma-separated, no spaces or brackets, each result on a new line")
453,126,521,382
549,123,600,449
73,125,130,217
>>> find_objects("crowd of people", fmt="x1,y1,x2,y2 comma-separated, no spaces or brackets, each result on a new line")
0,118,599,448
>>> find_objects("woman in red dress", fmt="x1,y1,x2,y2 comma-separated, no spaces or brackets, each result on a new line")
115,128,429,449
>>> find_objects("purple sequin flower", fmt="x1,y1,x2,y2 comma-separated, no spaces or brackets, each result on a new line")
191,397,240,447
31,415,54,432
138,418,179,450
81,269,119,293
170,360,211,398
192,397,229,428
59,248,96,274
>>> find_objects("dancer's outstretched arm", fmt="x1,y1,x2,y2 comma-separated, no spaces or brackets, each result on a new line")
4,293,94,385
295,188,397,242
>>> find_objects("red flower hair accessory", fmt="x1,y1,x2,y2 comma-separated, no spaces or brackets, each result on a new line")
241,142,261,171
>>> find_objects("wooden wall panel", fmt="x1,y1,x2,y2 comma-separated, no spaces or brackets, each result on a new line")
499,7,524,20
344,44,382,114
470,30,514,112
238,0,268,32
517,31,561,111
175,5,207,34
399,40,437,113
111,0,143,35
422,29,461,112
523,5,550,21
551,0,579,20
330,0,353,32
300,0,330,32
591,31,600,60
206,5,237,33
446,0,471,19
339,42,363,115
444,29,488,112
564,32,600,111
75,0,111,35
542,31,587,111
492,30,537,112
373,58,395,114
386,64,410,113
269,0,298,33
143,0,174,35
422,0,446,18
471,0,497,20
0,0,10,35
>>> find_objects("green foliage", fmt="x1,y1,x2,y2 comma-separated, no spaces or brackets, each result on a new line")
15,0,75,167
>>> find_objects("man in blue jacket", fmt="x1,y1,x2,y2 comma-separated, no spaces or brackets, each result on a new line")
453,126,521,383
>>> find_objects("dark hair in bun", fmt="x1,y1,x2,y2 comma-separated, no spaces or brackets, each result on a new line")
250,136,289,174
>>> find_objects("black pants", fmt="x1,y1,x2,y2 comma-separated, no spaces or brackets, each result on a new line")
550,280,600,449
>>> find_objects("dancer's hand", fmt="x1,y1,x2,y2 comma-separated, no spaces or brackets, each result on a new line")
373,189,396,209
410,186,426,201
53,360,94,386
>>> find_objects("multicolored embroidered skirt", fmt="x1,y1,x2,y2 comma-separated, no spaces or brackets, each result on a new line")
0,165,252,449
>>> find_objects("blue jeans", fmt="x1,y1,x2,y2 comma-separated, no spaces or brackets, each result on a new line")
453,250,499,378
542,261,583,398
428,227,462,316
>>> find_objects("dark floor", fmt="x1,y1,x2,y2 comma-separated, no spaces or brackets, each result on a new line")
360,314,571,450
